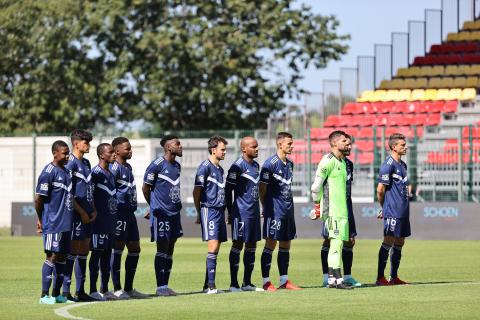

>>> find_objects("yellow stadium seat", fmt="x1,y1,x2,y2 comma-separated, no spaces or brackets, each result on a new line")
447,33,459,42
403,78,416,89
428,77,443,88
441,77,455,88
458,32,471,41
469,31,480,41
461,88,477,101
396,68,410,78
458,65,471,76
384,89,400,101
436,89,450,100
475,20,480,30
448,88,463,100
453,77,467,88
463,21,476,30
373,90,387,101
445,65,460,76
408,67,422,77
465,77,479,88
411,89,425,101
414,78,428,88
396,89,411,101
424,89,438,100
379,80,390,89
470,65,480,75
431,66,444,77
357,90,375,102
419,66,433,77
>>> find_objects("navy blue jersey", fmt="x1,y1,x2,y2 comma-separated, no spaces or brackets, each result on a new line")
194,159,225,208
259,155,294,218
110,161,137,213
345,157,354,219
143,157,182,220
91,165,117,234
65,154,94,215
35,163,74,233
226,157,260,219
378,155,410,219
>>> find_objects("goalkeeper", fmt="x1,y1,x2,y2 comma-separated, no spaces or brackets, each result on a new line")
310,130,352,290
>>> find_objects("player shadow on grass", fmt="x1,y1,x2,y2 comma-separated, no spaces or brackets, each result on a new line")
300,280,471,289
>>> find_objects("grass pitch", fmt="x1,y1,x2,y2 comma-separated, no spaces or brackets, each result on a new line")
0,237,479,320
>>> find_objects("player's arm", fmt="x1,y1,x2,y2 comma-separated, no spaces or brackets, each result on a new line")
142,162,158,219
34,172,51,233
193,166,207,224
310,158,332,219
193,186,202,224
225,166,239,223
259,163,271,217
34,194,45,233
377,163,392,219
74,200,90,224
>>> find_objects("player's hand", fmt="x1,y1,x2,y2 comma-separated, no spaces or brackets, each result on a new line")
90,210,97,223
36,220,42,234
144,209,150,220
260,211,264,218
309,203,321,220
80,212,90,224
227,214,232,225
377,209,383,219
195,215,201,224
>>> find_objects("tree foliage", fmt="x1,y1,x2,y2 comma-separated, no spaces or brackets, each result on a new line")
0,0,349,134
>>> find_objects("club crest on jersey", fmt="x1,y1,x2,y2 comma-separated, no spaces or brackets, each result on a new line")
129,189,137,206
169,185,181,203
87,184,94,203
198,175,205,184
147,173,155,181
65,193,73,212
218,188,225,204
262,172,269,180
40,183,49,191
108,197,118,215
229,172,237,180
281,185,292,199
381,174,389,181
251,185,259,200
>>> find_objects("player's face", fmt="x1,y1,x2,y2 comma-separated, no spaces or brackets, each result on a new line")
334,135,348,153
54,146,70,166
168,139,183,157
278,137,294,155
244,140,259,159
102,145,116,164
75,140,90,154
116,142,132,160
341,138,352,156
213,142,227,161
393,139,408,155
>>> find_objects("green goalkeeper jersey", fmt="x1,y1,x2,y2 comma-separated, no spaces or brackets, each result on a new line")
312,153,348,218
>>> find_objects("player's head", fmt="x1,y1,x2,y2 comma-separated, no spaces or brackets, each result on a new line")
240,136,259,159
70,129,92,154
388,133,407,155
343,134,353,156
112,136,132,160
97,143,115,164
276,132,293,155
161,134,182,157
328,130,348,153
51,140,70,166
208,135,227,160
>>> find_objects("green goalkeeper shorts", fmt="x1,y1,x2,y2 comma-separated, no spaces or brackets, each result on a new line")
327,216,349,241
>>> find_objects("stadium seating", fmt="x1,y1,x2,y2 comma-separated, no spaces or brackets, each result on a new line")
379,77,480,89
357,88,475,102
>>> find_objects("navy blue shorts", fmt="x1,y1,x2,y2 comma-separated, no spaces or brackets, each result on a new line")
71,219,92,241
231,214,261,243
200,207,227,242
322,215,357,239
383,217,411,238
263,214,297,241
151,213,183,242
115,212,140,242
90,233,114,251
43,232,71,254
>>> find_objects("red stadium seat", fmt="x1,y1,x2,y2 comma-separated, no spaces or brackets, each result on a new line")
443,101,458,113
357,152,374,165
355,140,374,151
323,115,339,127
310,128,332,140
342,102,358,115
425,113,441,126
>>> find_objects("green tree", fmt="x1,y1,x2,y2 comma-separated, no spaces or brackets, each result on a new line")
0,0,349,134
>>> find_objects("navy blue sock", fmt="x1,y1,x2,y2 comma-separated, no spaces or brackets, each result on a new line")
111,249,123,291
53,261,66,297
229,248,241,288
124,252,139,292
243,248,256,286
261,248,273,279
321,245,329,274
277,247,290,277
342,246,353,276
390,245,402,279
377,243,392,280
206,252,218,288
89,251,101,293
155,252,167,287
165,255,173,286
100,250,110,293
74,255,87,294
41,260,54,296
62,254,76,294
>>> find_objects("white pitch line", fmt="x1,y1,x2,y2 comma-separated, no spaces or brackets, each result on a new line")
54,302,98,320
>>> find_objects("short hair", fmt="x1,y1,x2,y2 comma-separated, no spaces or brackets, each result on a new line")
51,140,68,153
345,134,352,141
70,129,92,143
97,143,111,158
160,134,179,148
388,133,406,150
276,132,293,142
328,130,347,146
207,135,228,154
111,136,130,149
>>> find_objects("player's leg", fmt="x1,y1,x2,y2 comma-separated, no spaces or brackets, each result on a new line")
155,238,171,296
206,239,221,292
165,239,178,295
261,216,277,291
376,233,394,286
327,217,351,289
390,237,408,285
321,220,330,286
241,215,261,291
71,222,92,301
342,238,361,287
50,232,70,303
111,239,126,297
99,244,112,297
123,215,148,298
277,215,301,290
40,250,55,304
229,240,243,291
88,234,106,301
62,221,80,300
